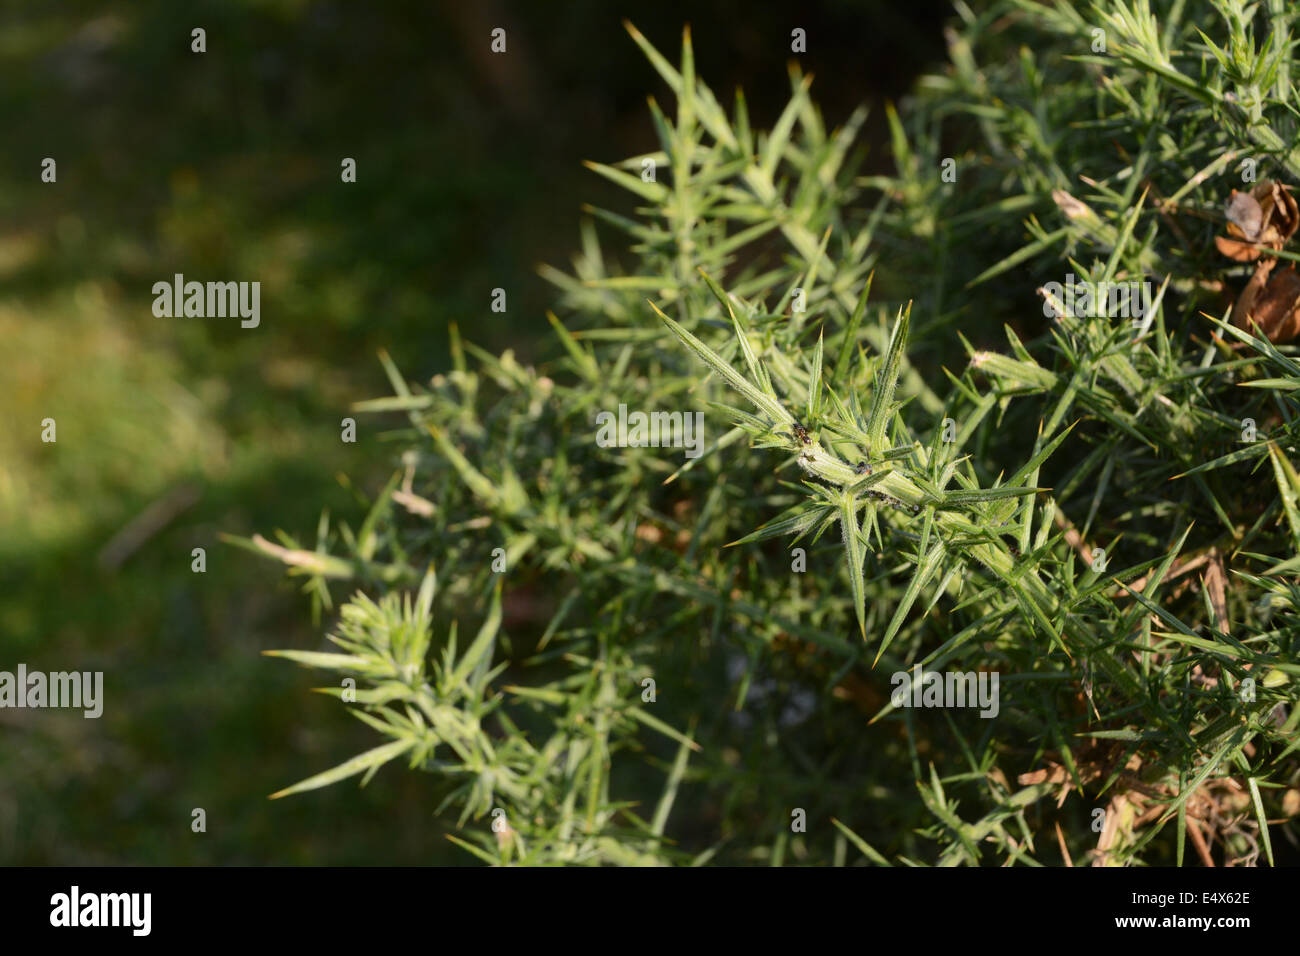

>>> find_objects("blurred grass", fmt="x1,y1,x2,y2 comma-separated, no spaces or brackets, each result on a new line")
0,0,946,863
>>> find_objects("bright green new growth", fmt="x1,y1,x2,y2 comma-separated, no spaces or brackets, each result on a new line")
242,4,1300,866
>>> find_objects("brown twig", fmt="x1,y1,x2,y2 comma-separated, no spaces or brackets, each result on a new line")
1055,821,1074,868
1186,815,1216,867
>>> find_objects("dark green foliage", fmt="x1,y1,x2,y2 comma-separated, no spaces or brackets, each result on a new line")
253,5,1300,866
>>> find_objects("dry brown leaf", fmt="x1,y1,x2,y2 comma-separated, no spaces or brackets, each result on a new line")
1236,265,1300,342
1219,181,1300,341
1217,179,1299,261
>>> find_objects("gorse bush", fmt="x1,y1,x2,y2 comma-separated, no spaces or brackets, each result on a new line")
240,2,1300,866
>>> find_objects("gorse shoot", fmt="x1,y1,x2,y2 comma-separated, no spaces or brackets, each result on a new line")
243,4,1300,866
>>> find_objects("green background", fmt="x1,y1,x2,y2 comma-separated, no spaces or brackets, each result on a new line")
0,0,947,864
